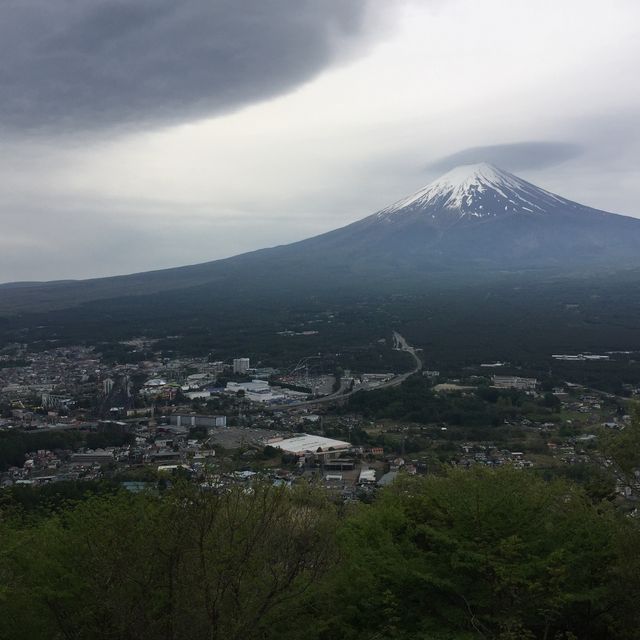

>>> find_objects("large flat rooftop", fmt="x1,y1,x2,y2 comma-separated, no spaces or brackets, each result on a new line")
273,434,351,455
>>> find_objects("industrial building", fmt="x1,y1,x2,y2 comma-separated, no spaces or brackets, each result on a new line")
271,434,351,459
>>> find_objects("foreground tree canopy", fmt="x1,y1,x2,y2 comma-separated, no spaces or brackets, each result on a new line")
0,484,336,640
318,469,640,640
1,468,639,640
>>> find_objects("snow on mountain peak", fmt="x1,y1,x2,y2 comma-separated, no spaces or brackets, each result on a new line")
432,161,511,187
419,163,518,205
376,162,566,221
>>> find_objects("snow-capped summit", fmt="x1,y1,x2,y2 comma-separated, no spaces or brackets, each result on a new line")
287,161,640,271
376,162,574,225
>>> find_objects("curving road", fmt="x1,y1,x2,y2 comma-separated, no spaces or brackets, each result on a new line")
269,331,422,410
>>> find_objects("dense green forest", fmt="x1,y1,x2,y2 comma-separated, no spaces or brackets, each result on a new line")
1,463,639,640
342,374,561,425
3,272,640,386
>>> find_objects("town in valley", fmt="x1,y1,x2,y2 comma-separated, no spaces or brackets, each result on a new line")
2,330,638,508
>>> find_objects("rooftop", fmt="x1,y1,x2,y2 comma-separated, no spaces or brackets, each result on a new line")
273,434,351,455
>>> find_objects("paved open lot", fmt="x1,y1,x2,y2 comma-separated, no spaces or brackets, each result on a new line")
208,426,285,450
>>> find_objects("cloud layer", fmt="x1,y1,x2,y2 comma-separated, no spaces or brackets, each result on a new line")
428,142,584,174
0,0,376,132
0,0,639,282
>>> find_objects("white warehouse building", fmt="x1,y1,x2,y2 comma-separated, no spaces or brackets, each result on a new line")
270,434,351,459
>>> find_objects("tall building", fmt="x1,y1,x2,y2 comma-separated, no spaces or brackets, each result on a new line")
233,357,250,374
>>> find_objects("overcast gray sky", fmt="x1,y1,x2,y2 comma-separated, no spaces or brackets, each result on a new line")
1,0,639,282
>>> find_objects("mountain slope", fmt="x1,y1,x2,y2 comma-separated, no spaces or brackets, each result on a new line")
1,163,640,314
291,163,640,268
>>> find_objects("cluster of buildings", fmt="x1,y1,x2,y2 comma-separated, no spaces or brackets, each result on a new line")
0,345,100,406
224,379,310,404
0,340,309,428
0,419,216,487
1,413,405,498
2,338,638,506
456,443,534,469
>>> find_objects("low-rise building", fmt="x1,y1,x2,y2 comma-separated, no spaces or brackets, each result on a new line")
271,434,351,459
492,375,537,391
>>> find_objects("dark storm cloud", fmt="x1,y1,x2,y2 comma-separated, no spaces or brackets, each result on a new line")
428,141,584,173
0,0,376,132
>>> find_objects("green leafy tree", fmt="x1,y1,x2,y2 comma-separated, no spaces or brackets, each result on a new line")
602,406,640,480
0,483,336,640
314,467,640,640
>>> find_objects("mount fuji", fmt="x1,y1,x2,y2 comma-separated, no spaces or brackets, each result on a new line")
289,162,640,270
2,163,640,313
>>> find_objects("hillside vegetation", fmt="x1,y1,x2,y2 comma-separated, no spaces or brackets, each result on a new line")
1,464,639,640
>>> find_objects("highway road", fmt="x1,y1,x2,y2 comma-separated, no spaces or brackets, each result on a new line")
269,331,422,410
